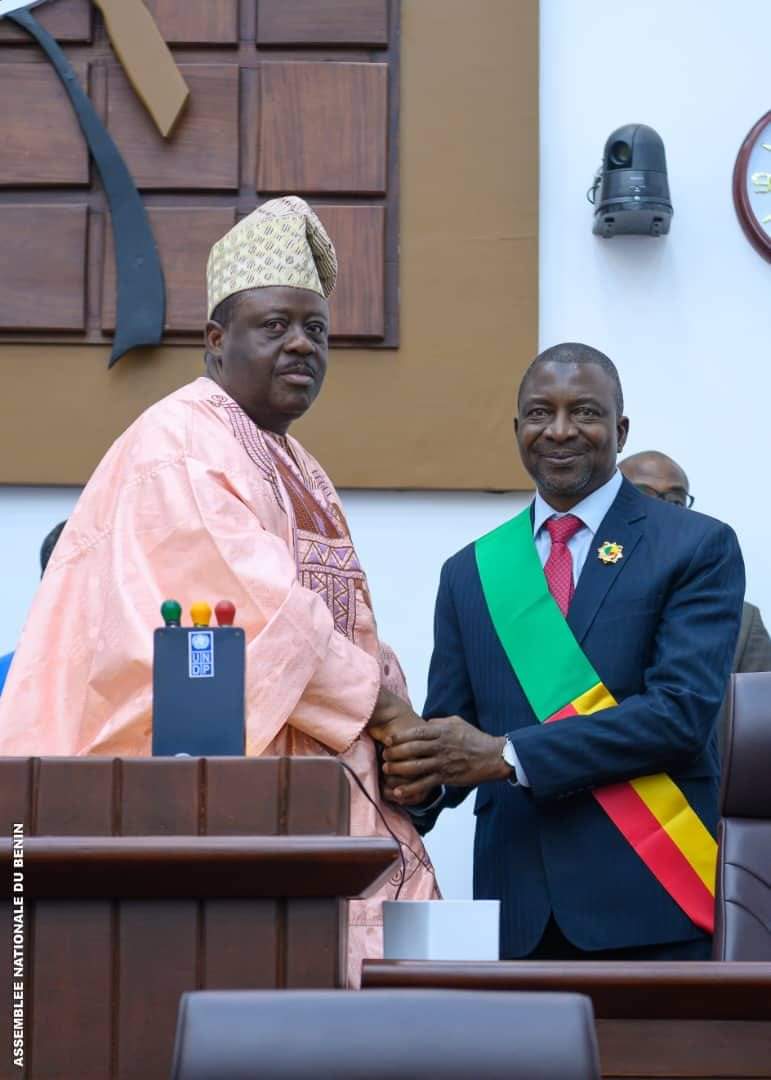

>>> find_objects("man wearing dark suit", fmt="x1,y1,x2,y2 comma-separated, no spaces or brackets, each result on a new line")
381,343,745,960
619,450,771,761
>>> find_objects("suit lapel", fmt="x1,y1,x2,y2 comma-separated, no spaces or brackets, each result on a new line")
567,479,648,644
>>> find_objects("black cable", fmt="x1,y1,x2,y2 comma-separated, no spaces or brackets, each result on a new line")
338,759,408,900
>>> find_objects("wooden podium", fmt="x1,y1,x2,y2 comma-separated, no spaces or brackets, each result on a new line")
0,757,398,1080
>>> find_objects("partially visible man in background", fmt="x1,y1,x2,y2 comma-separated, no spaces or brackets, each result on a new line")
620,451,771,757
0,520,66,694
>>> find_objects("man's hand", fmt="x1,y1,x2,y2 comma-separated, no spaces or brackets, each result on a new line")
381,715,510,805
368,686,423,746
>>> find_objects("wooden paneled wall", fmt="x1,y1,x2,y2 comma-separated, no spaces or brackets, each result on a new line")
0,0,397,346
0,0,539,490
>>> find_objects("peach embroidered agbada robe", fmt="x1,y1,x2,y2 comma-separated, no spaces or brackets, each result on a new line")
0,377,439,983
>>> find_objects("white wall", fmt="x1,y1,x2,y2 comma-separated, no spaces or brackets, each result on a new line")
0,487,81,654
540,0,771,622
2,0,770,899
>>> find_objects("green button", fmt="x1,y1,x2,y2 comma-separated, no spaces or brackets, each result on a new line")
161,599,182,627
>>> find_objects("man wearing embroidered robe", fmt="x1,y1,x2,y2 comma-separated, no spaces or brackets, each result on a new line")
0,197,439,981
382,343,744,959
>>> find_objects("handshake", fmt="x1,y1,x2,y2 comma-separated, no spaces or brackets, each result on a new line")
367,687,511,807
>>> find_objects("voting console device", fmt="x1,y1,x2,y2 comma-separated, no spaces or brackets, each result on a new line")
152,599,245,756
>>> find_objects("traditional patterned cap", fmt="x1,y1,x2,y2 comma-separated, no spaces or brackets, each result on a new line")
206,196,337,319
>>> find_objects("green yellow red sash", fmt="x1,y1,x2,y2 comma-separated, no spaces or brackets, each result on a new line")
475,507,716,933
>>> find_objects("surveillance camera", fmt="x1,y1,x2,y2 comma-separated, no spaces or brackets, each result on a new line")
589,124,673,238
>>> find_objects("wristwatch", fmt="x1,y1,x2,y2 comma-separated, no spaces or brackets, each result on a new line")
501,736,516,767
501,736,518,785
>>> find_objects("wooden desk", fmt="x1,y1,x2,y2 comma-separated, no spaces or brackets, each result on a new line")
362,960,771,1078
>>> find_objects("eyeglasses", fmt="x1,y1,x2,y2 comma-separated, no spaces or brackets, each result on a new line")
634,484,694,509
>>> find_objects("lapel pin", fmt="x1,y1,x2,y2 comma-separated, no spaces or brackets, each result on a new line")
597,541,624,565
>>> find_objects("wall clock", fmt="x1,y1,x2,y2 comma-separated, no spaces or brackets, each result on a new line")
733,110,771,262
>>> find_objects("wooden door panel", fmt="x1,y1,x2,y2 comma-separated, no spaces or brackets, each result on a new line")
0,63,90,186
259,62,388,195
0,0,92,44
0,205,87,331
316,205,385,338
106,63,240,190
257,0,389,46
143,0,239,45
103,207,237,333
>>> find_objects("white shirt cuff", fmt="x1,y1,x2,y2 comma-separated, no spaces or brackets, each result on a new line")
509,747,530,788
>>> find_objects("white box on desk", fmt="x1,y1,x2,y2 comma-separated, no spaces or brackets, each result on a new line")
382,900,500,961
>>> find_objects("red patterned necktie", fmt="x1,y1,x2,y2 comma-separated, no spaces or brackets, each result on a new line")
544,514,584,616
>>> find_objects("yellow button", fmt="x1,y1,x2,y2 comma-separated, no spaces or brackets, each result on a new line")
190,601,212,627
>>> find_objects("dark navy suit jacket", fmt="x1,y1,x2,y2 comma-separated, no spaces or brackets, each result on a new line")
419,480,745,956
